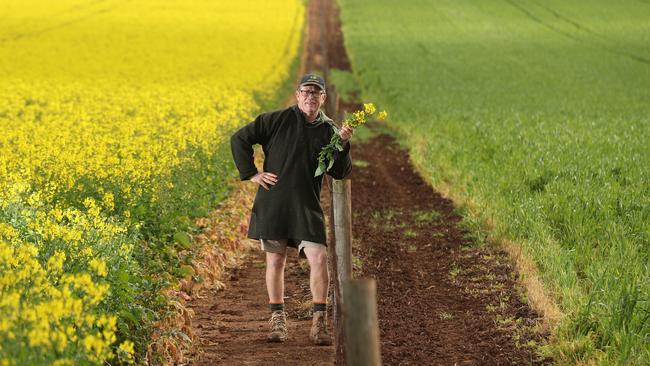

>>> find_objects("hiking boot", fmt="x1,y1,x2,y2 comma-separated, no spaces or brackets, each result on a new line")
267,310,287,342
310,310,332,346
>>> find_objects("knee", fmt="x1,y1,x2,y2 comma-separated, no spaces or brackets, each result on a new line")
309,250,328,268
267,253,286,270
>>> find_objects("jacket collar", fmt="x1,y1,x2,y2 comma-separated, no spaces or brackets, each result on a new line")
293,104,333,127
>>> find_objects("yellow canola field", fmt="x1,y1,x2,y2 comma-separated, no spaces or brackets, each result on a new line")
0,0,303,364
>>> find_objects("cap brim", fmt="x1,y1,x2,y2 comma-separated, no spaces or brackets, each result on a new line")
300,82,325,90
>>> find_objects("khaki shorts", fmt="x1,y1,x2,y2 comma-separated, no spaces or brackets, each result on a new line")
260,239,326,256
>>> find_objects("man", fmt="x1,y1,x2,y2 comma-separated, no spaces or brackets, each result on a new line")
230,74,353,345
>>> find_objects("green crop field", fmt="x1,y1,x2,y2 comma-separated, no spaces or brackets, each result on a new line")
338,0,649,364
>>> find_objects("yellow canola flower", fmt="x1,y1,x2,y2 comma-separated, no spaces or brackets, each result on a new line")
119,243,133,257
82,334,106,361
118,340,136,364
0,240,14,266
47,251,66,273
119,340,135,354
88,257,108,277
102,193,114,212
0,223,19,241
52,359,73,366
363,103,376,115
347,110,367,128
50,208,64,223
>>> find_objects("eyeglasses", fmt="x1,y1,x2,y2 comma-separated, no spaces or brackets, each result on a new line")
299,89,325,98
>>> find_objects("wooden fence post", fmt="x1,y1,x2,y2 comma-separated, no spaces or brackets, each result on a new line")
325,85,352,365
332,174,353,364
332,179,352,284
343,279,382,366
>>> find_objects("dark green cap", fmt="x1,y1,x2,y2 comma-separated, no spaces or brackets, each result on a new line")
299,74,326,91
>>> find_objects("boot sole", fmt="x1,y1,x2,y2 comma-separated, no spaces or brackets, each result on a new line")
267,335,287,343
311,337,332,346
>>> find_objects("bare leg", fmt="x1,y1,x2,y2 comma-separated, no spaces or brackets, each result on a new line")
303,246,329,303
266,251,287,303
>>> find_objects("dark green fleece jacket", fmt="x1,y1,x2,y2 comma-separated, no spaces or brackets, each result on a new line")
230,104,352,246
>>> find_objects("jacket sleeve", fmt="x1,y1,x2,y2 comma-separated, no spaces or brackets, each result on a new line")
327,141,352,180
230,114,270,181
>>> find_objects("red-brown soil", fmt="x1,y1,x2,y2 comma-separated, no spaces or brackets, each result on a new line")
187,0,550,364
187,250,334,365
351,134,550,365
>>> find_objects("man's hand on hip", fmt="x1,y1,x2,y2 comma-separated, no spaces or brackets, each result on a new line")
251,172,277,190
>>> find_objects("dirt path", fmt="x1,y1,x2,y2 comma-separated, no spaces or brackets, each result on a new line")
187,249,333,365
186,1,336,365
188,0,550,364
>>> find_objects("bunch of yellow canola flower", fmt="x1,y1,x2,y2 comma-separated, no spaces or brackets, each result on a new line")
315,103,388,177
0,200,134,365
0,0,304,364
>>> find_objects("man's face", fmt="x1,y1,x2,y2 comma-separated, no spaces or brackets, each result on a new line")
296,85,326,117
